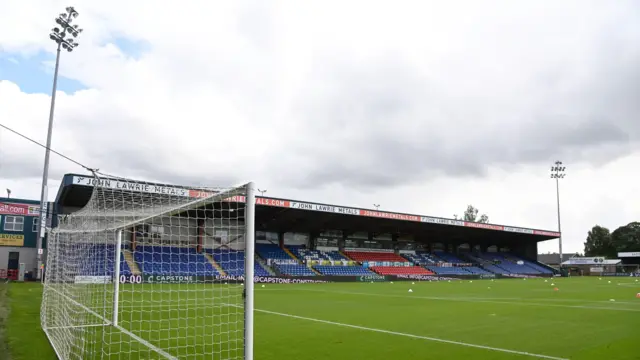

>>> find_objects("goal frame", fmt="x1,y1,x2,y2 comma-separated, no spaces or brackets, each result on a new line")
41,180,256,360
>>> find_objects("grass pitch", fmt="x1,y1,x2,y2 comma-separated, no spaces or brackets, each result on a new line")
2,277,640,360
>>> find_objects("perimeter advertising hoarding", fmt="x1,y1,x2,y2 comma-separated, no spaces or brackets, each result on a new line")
0,234,24,246
117,273,519,284
618,252,640,258
602,272,640,277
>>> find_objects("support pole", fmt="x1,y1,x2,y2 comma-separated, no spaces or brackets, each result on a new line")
556,177,562,265
36,44,62,281
244,182,256,360
113,230,122,326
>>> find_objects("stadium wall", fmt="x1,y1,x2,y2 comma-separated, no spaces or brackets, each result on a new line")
0,197,45,276
0,247,38,274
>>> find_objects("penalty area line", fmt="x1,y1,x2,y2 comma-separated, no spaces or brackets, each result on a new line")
255,307,569,360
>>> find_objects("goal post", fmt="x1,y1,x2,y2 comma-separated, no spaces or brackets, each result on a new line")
41,174,256,360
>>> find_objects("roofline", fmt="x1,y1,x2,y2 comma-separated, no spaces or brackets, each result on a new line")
262,195,560,236
0,197,41,205
56,173,561,239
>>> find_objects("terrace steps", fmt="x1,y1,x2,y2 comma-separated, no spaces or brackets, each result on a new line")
283,247,299,262
256,257,276,276
339,250,351,261
203,253,227,276
122,249,141,276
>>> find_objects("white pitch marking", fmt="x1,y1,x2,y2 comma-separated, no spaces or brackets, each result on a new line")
255,307,569,360
262,287,640,306
292,288,640,312
46,287,177,360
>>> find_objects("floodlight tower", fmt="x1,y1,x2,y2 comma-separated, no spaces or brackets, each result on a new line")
550,160,566,265
258,189,267,196
373,204,380,210
36,7,83,280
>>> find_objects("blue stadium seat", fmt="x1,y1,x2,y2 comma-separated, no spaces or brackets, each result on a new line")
274,264,316,276
78,245,132,277
313,266,374,276
426,266,471,275
290,247,349,262
205,249,271,277
256,244,292,260
134,246,219,276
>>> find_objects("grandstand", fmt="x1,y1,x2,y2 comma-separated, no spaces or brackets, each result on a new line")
45,173,560,282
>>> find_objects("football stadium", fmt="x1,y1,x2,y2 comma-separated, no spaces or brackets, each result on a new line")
1,173,638,360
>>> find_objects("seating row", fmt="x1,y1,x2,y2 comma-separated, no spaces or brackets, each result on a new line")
76,245,553,278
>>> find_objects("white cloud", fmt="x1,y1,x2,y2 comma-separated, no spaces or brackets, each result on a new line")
1,0,639,253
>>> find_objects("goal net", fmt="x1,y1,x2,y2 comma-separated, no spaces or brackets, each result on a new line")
41,174,256,360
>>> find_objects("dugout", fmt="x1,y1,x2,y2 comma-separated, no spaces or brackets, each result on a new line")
616,252,640,276
55,173,560,264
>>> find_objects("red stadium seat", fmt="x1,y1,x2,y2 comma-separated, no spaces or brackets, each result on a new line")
344,251,407,263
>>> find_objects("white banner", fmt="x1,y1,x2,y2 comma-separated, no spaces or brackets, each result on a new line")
590,267,604,273
72,176,192,197
289,201,360,216
316,246,339,252
74,275,112,284
618,252,640,258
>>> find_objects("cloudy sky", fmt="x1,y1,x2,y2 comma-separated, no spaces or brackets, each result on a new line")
1,0,638,254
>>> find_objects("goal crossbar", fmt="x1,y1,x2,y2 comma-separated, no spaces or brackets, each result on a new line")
55,185,248,234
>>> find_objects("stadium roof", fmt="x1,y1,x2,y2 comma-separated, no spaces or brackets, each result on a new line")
537,253,578,265
561,257,621,266
56,173,560,245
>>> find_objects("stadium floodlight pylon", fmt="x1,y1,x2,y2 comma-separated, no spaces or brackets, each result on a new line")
41,173,255,360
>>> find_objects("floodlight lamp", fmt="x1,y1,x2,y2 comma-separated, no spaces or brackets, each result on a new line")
49,34,58,41
56,18,63,26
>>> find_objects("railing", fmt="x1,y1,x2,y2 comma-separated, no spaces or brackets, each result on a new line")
0,269,19,280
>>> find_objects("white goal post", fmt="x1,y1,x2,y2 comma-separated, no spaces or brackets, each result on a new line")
41,174,255,360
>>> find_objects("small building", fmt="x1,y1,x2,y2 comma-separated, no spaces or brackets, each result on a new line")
561,257,621,276
0,197,44,279
537,253,577,267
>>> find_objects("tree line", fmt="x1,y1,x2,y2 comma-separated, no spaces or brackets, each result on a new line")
583,222,640,258
454,205,489,223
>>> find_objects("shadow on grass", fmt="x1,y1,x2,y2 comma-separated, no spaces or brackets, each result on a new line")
4,283,55,360
0,282,12,360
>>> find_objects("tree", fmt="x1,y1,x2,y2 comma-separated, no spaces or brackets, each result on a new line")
454,205,489,223
611,222,640,253
583,225,615,257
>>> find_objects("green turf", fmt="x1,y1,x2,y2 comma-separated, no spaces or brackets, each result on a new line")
3,277,640,359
